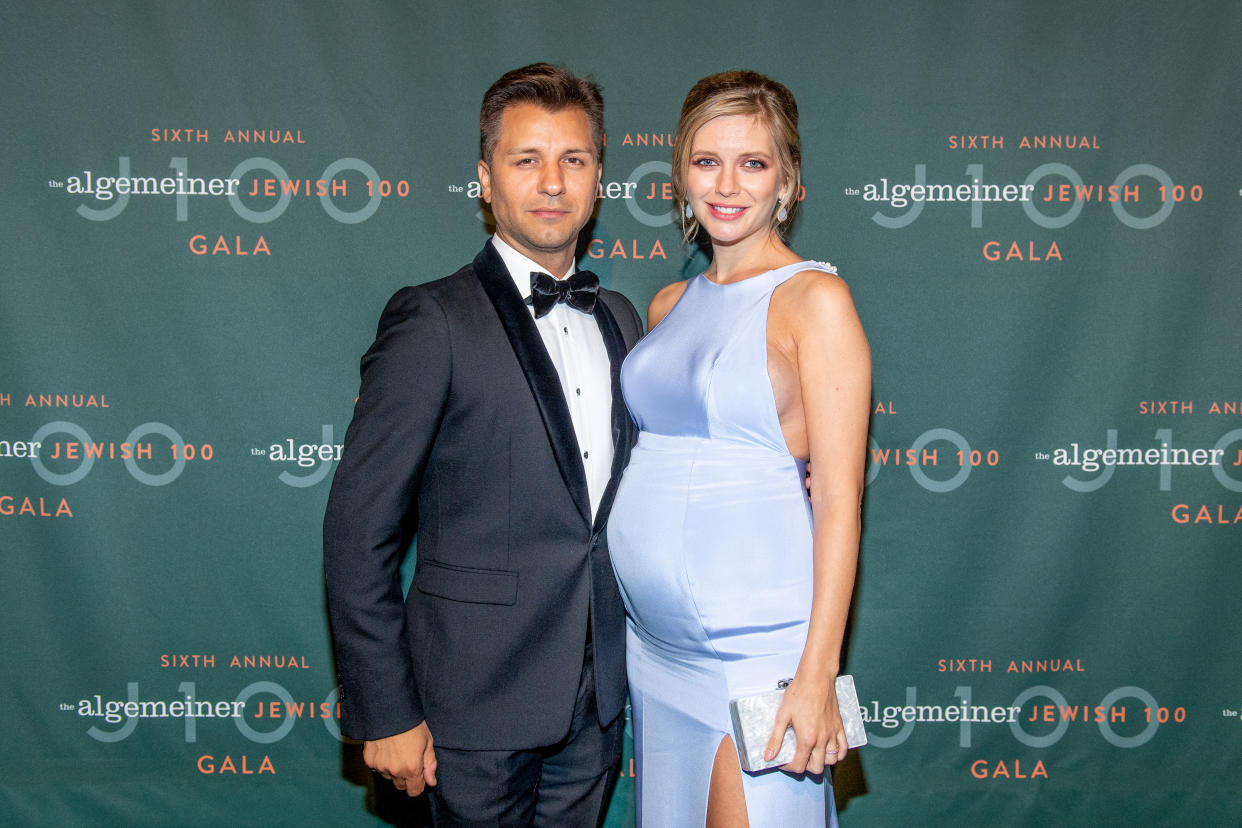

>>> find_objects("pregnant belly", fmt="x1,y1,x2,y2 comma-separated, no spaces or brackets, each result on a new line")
608,433,814,660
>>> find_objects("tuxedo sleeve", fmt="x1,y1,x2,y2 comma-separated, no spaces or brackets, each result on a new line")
323,285,450,740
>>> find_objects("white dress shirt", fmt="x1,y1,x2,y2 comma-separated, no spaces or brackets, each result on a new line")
491,235,614,520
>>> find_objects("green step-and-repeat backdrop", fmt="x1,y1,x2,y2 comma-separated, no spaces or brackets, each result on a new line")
3,1,1239,824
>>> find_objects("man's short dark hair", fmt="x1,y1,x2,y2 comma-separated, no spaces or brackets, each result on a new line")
480,63,604,163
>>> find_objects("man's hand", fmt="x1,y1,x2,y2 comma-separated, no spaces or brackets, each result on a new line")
363,721,438,796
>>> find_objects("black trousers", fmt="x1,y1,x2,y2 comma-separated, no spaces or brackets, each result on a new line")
427,642,624,827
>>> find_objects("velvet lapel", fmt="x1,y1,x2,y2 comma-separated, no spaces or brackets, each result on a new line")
473,244,591,526
591,294,636,535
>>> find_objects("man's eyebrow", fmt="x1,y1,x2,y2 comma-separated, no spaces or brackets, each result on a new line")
502,145,593,156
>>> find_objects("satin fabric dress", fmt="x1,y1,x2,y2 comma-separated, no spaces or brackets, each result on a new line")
608,261,839,827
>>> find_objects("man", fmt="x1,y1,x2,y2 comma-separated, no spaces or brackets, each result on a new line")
323,63,642,826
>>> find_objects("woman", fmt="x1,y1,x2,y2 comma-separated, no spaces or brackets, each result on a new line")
607,71,870,827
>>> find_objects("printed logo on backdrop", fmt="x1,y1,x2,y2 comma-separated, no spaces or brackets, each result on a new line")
251,425,343,487
846,134,1205,263
49,128,412,256
63,653,643,780
864,398,1002,493
864,394,1242,513
62,649,339,777
859,655,1189,781
1035,399,1242,525
0,392,214,518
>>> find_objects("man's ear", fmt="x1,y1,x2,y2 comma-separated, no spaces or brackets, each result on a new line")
477,159,492,203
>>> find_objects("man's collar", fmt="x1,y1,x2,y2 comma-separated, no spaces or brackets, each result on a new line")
490,235,575,300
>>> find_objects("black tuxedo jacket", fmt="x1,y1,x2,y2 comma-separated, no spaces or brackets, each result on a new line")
323,243,642,750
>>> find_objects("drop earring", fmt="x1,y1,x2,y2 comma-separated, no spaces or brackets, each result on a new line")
684,203,693,219
776,201,788,222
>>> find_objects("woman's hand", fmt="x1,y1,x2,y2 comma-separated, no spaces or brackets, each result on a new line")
764,676,848,775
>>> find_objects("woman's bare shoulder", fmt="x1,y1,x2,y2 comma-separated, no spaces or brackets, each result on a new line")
647,279,691,329
776,264,858,324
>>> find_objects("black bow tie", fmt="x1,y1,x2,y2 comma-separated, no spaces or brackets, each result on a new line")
529,270,599,318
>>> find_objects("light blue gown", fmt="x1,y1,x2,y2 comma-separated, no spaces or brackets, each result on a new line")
608,261,839,827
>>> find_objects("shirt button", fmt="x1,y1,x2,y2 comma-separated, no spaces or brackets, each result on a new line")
583,451,589,459
563,326,569,334
575,387,581,396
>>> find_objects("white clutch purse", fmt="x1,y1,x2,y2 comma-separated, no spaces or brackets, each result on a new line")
728,675,868,772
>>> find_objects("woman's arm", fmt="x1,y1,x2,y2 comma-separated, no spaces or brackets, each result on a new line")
766,269,871,774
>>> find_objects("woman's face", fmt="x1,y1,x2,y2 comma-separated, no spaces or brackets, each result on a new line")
685,114,788,250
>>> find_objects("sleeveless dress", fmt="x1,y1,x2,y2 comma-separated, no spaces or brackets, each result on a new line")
608,261,839,827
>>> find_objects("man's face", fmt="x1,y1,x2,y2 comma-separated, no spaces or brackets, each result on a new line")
478,103,600,273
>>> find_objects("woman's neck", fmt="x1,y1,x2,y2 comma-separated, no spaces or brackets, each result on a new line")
706,232,800,284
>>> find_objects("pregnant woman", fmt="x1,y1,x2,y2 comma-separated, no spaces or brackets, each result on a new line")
608,71,871,827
